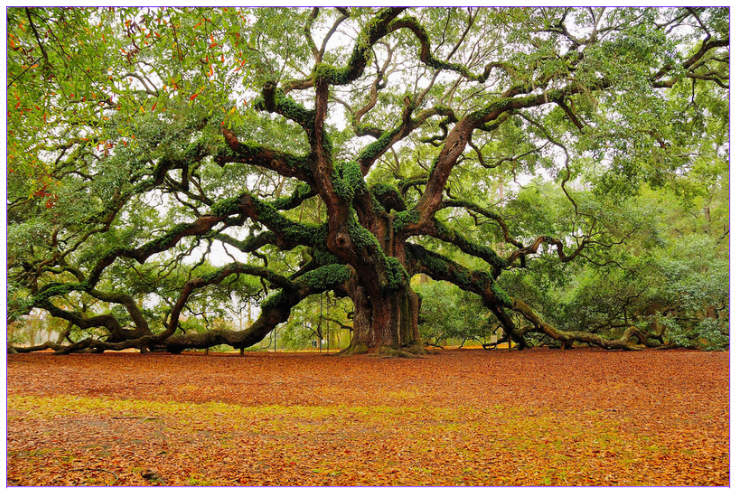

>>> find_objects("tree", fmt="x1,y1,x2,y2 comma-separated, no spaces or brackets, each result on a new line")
7,7,729,355
416,280,495,348
497,179,730,350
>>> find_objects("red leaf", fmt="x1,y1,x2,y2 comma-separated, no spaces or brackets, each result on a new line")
189,93,199,101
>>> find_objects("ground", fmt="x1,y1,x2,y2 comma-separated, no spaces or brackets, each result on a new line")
6,348,729,486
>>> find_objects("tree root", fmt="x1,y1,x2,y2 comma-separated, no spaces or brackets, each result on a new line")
337,342,369,356
338,342,428,357
373,345,427,358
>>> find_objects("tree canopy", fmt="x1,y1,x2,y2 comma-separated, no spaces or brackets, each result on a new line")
7,7,729,355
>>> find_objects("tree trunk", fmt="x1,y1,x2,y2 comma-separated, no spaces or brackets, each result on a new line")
342,282,424,356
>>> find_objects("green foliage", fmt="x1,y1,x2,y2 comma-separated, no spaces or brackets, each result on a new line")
416,280,494,346
279,319,317,350
498,182,729,350
278,292,353,351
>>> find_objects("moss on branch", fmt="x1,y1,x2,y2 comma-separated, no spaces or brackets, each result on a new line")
299,264,352,290
371,183,406,212
210,184,314,216
210,196,242,217
198,262,292,290
310,8,405,87
241,193,326,246
431,219,507,273
388,17,490,83
213,140,312,179
33,282,91,305
347,214,381,250
271,185,314,210
383,256,407,290
357,128,400,164
255,84,315,132
331,161,368,202
393,210,420,232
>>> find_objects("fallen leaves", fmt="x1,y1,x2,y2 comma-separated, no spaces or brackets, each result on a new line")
6,348,729,486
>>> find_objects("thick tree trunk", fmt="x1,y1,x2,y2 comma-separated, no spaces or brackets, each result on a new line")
342,282,424,356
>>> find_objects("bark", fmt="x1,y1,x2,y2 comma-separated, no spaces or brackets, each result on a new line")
8,341,64,354
161,302,293,354
57,322,73,344
342,280,424,355
510,298,658,351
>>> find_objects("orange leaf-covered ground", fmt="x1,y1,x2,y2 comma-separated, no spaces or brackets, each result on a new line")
7,348,729,486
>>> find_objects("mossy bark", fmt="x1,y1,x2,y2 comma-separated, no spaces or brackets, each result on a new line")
342,281,424,355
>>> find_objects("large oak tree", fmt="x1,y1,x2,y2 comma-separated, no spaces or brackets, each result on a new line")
7,7,729,354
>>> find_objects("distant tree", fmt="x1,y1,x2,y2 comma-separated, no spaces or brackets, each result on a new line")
7,7,728,354
499,180,729,349
416,281,494,348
